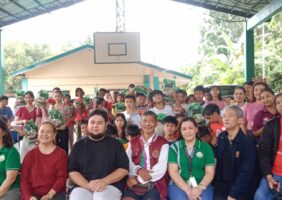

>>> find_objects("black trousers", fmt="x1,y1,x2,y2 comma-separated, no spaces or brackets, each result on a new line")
214,181,251,200
56,128,69,154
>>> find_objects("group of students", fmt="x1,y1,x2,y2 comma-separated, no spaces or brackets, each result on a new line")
0,80,281,200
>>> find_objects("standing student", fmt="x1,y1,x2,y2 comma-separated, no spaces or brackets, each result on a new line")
122,95,141,128
243,82,254,103
113,113,127,141
253,88,277,138
15,91,42,161
203,104,224,146
243,82,268,135
163,116,178,145
136,93,148,116
51,90,69,154
173,89,188,115
254,93,282,200
168,117,215,200
233,86,247,111
214,106,256,200
204,86,225,110
0,96,14,123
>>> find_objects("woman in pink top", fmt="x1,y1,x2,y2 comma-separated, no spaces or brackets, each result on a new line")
204,86,225,110
243,82,268,134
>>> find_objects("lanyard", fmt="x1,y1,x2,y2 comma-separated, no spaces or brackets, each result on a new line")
185,147,196,177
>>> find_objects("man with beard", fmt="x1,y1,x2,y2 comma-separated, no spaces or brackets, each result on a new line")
68,109,129,200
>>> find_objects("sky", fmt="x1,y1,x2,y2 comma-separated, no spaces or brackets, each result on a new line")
2,0,206,71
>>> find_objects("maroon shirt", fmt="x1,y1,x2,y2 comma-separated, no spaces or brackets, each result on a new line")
16,106,42,121
253,107,277,131
20,147,68,200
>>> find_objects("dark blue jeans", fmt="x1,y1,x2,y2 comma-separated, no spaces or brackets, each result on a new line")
123,187,160,200
168,183,213,200
254,174,282,200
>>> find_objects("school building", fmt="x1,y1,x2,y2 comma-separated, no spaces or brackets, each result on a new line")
10,44,191,97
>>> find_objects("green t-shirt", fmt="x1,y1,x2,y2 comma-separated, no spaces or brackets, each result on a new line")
0,146,21,189
168,139,215,184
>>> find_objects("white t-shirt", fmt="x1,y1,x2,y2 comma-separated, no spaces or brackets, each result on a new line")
150,105,174,117
122,111,141,128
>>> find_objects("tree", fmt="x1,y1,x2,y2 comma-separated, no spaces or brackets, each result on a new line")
4,41,53,92
182,11,282,93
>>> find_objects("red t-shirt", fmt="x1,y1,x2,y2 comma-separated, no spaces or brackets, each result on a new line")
20,147,68,199
16,106,42,121
272,117,282,176
210,122,225,137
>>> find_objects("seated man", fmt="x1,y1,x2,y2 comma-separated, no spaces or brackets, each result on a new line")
68,109,129,200
123,111,169,200
214,106,256,200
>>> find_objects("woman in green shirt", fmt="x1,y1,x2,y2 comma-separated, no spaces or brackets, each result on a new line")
168,117,215,200
0,117,21,200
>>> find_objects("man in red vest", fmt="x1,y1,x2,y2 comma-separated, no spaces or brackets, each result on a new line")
123,111,169,200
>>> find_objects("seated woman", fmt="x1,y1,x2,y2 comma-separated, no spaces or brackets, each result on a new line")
0,117,21,200
20,121,68,200
68,109,129,200
168,117,215,200
254,93,282,200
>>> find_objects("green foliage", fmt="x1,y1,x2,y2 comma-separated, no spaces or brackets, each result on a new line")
4,41,53,92
182,11,282,93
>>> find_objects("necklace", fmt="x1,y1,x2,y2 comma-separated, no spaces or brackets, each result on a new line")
88,134,106,142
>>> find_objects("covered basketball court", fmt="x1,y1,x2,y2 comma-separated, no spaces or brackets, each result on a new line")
0,0,282,95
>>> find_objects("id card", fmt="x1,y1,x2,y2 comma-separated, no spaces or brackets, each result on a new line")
188,176,198,187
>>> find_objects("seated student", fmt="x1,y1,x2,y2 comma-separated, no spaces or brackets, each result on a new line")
214,106,256,200
69,109,129,200
107,124,127,145
203,104,225,146
123,124,140,150
0,117,21,200
136,93,148,116
21,121,68,200
198,125,212,145
163,116,178,144
123,111,169,200
254,93,282,200
122,95,141,128
168,117,215,200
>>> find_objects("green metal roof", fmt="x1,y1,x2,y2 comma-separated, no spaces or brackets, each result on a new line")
0,0,85,27
10,44,192,80
173,0,270,18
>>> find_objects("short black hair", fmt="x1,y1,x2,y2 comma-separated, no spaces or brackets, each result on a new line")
163,116,178,126
81,119,88,125
142,110,157,121
243,81,254,87
194,85,205,93
203,104,220,116
64,94,71,99
99,88,107,93
106,124,118,137
136,92,146,98
149,90,163,101
52,87,61,92
124,95,136,101
198,126,211,138
176,89,187,96
75,87,85,97
96,97,105,105
89,109,108,123
129,84,135,88
125,124,140,137
0,95,8,102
